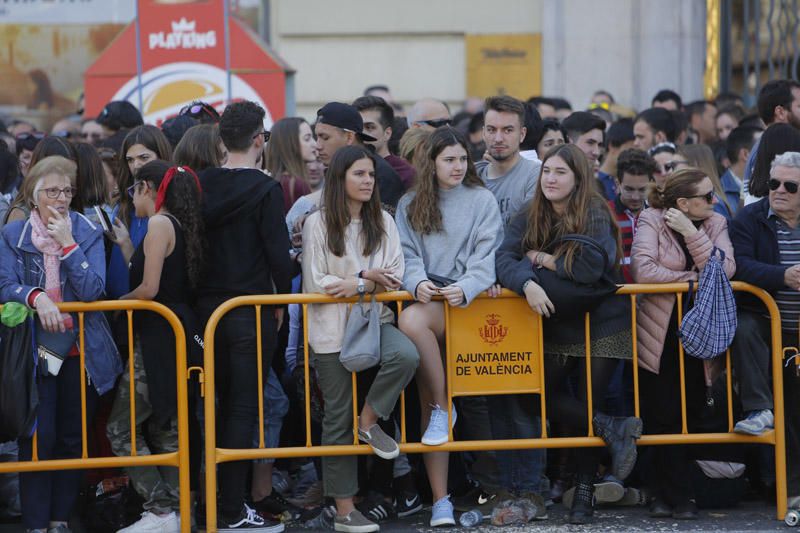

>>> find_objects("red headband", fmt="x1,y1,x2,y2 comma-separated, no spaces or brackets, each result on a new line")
154,166,202,212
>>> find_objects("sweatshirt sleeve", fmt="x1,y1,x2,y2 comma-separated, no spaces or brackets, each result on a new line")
496,207,537,295
452,195,503,306
381,213,405,280
301,213,343,293
260,184,296,295
395,198,429,298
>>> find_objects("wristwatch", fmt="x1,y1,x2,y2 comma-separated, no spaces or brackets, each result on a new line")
357,276,366,295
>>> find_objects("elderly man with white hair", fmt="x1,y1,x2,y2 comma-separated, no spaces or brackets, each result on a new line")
729,151,800,505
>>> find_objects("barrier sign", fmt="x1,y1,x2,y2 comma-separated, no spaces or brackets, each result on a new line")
446,297,543,396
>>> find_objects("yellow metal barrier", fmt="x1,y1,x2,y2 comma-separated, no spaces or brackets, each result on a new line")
0,300,192,533
202,283,788,530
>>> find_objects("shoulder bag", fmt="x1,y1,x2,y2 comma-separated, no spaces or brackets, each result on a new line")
339,252,381,372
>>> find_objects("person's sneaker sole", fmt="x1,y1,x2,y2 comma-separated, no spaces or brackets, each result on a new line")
333,523,379,533
612,417,643,480
733,422,773,436
421,434,449,446
430,516,456,527
218,525,284,533
594,480,625,503
396,495,423,517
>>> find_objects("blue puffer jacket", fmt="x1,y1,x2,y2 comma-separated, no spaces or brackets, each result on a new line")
0,211,122,395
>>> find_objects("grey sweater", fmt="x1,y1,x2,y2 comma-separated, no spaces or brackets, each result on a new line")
475,156,540,228
396,184,502,306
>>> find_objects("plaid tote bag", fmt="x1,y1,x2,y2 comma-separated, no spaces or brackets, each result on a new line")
678,247,737,360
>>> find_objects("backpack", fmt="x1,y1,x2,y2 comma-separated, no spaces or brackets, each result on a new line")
678,247,737,359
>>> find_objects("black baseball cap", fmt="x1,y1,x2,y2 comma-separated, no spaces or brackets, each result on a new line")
316,102,377,142
96,101,144,131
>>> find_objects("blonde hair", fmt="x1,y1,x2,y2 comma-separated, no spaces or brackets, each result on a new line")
28,155,77,208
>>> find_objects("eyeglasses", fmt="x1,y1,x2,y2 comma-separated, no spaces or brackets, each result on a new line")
684,191,715,203
253,130,271,142
415,119,452,128
769,178,800,194
126,180,144,199
39,187,76,199
16,132,46,141
664,159,689,173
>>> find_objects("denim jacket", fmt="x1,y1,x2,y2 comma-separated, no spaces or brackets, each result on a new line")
0,211,122,395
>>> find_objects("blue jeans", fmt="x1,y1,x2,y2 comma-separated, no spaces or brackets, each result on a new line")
487,394,544,493
252,368,290,464
18,357,98,529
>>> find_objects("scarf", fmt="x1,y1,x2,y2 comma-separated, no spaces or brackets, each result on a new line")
29,210,73,327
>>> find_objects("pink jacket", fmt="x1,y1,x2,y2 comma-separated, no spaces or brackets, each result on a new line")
630,208,736,383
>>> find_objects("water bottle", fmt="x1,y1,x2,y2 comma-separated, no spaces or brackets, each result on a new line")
459,509,483,527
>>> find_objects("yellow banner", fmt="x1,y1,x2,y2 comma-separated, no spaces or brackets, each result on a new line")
465,33,541,100
446,297,543,396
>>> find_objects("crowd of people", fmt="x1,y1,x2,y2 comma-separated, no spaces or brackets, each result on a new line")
0,78,799,533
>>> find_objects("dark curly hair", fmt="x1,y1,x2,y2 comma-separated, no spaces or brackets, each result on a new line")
135,160,205,288
616,148,658,182
219,101,265,152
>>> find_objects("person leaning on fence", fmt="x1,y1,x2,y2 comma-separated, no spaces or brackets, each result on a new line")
0,155,122,533
728,151,800,507
630,167,736,520
301,145,419,533
495,144,640,525
105,161,205,533
395,126,502,528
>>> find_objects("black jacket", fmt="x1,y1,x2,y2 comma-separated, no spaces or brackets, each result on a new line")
495,201,629,344
374,155,404,211
198,167,294,299
730,197,788,311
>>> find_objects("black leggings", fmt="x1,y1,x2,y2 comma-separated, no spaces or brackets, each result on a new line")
544,354,620,476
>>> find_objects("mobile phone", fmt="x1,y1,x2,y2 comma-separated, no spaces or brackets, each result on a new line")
94,206,115,238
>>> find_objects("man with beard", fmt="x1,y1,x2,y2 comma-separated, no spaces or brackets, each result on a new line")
474,95,541,227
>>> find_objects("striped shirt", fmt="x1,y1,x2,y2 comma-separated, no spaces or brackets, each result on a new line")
610,196,640,283
770,210,800,331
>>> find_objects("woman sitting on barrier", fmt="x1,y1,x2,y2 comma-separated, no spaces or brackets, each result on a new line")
631,167,735,519
301,145,419,533
495,144,640,525
395,126,502,527
105,160,204,533
0,155,122,533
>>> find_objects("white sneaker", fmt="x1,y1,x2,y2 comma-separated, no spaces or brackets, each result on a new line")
117,511,179,533
422,404,457,446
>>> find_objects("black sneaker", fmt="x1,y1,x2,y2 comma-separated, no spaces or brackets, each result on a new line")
356,492,397,523
394,490,423,518
218,503,285,532
451,482,497,513
253,491,303,521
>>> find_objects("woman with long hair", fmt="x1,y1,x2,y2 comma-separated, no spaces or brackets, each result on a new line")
0,156,122,533
264,117,318,213
302,145,418,533
173,123,225,173
106,160,204,533
631,168,735,519
495,144,640,524
73,142,110,222
106,125,173,299
396,126,502,527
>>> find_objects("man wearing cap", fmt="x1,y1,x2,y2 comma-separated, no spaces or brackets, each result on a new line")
97,100,144,153
315,101,404,210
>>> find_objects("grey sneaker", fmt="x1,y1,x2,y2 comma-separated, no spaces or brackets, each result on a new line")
734,409,774,436
47,527,72,533
334,509,379,533
358,422,400,460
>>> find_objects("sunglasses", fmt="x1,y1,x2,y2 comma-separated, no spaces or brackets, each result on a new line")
39,186,76,199
769,178,800,194
684,191,715,203
252,130,271,142
415,119,452,128
179,103,219,121
16,132,46,141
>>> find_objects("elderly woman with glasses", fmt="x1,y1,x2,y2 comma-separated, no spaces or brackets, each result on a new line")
0,155,121,533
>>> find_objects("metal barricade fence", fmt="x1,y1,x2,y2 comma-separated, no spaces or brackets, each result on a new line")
201,282,788,530
0,300,191,533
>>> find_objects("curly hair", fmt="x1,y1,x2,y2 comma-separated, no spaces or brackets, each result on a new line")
523,143,622,275
136,160,205,287
406,126,483,234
